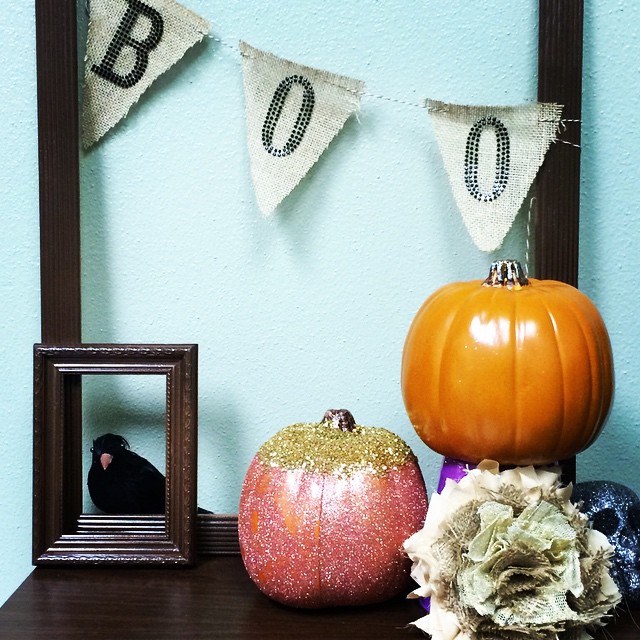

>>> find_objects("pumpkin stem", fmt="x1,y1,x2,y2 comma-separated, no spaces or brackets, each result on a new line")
322,409,356,432
483,259,529,289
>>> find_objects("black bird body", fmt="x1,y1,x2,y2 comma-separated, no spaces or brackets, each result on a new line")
88,433,166,514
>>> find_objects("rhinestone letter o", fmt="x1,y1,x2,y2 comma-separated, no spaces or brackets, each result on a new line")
262,75,315,158
464,115,510,203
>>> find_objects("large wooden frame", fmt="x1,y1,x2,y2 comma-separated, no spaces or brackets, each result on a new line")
34,0,584,551
33,344,198,565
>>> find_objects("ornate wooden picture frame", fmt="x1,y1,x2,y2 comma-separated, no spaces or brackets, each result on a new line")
33,344,198,565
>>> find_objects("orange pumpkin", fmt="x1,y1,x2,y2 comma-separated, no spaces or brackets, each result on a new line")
401,260,614,466
238,409,428,608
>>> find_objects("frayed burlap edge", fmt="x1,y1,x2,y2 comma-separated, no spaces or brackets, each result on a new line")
430,485,619,640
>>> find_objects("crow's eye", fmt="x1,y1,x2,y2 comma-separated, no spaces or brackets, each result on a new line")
90,447,94,453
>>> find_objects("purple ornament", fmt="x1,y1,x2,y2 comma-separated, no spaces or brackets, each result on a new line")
419,457,478,612
437,457,476,493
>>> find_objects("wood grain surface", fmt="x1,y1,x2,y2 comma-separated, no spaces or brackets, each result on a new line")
0,556,638,639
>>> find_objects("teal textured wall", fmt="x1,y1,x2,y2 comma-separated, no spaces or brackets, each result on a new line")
2,0,638,607
1,1,40,608
77,0,538,516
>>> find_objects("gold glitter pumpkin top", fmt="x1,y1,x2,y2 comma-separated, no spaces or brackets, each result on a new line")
257,409,418,476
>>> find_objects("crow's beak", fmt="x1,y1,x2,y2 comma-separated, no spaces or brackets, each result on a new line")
100,453,113,470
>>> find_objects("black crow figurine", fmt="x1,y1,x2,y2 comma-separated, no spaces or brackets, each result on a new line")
87,433,166,514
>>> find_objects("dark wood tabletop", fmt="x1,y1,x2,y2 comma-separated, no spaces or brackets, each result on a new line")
0,555,637,639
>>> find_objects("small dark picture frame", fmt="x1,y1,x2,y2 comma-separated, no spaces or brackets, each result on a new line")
33,344,198,565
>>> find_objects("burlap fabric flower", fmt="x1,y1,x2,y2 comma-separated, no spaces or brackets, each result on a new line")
403,461,621,640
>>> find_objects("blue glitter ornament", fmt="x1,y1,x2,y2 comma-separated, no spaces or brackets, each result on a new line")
574,480,640,609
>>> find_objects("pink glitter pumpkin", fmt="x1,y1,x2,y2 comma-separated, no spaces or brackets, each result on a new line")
238,409,428,608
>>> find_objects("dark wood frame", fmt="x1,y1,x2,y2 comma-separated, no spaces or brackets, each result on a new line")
33,344,198,565
33,0,584,548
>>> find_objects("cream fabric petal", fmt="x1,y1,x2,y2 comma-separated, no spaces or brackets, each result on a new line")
415,600,469,640
404,461,621,637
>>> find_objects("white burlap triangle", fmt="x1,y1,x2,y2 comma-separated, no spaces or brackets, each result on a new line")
427,99,563,251
240,41,365,215
82,0,209,148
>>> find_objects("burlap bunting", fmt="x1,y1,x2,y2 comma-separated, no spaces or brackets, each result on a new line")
240,41,365,215
427,100,563,251
82,0,209,148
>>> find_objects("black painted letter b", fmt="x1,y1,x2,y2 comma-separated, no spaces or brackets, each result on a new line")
91,0,164,89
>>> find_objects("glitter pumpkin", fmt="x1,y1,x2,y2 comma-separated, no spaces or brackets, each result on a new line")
238,409,428,608
401,259,614,466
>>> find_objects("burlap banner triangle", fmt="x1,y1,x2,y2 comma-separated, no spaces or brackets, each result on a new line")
427,99,563,251
240,41,365,215
82,0,209,148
